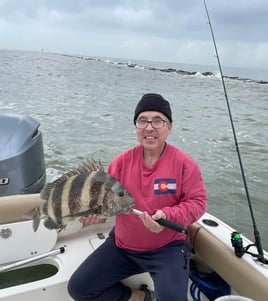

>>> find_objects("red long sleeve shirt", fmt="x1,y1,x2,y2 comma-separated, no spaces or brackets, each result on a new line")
107,143,207,251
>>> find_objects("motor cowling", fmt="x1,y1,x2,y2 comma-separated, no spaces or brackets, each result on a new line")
0,112,46,196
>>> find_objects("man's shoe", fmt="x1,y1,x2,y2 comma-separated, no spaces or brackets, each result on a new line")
140,284,154,301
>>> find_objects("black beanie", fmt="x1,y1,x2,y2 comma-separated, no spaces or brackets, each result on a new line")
133,93,172,124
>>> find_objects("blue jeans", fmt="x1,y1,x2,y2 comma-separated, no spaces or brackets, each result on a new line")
68,229,191,301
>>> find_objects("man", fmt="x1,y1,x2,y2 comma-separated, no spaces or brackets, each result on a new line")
68,93,207,301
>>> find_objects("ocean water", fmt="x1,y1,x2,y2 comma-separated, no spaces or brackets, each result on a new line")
0,49,267,250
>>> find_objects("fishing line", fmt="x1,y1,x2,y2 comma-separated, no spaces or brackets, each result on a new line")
203,0,266,263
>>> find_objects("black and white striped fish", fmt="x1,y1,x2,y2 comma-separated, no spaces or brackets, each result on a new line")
25,160,135,232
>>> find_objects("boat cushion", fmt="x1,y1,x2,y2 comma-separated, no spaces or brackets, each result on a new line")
189,222,268,301
0,194,43,224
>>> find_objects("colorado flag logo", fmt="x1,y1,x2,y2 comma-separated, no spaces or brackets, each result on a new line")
154,178,176,195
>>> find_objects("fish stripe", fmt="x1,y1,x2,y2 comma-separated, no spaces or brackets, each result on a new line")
68,173,89,215
79,173,93,211
52,179,65,223
88,173,102,208
46,186,57,225
61,176,75,217
102,174,115,211
42,198,49,215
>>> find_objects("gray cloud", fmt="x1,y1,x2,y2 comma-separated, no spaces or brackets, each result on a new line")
0,0,268,70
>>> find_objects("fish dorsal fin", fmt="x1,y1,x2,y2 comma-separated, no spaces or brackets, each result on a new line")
40,159,104,200
78,159,104,173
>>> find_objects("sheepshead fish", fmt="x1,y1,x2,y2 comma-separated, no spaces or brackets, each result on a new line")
25,160,134,232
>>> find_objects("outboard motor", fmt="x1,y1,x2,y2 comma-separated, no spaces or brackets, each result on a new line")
0,112,46,196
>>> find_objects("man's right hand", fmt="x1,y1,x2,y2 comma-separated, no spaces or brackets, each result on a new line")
79,214,102,225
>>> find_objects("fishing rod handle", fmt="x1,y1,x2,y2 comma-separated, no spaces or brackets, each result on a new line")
131,208,188,234
156,218,188,234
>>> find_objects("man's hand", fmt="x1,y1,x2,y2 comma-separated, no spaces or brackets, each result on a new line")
79,214,101,225
139,210,166,233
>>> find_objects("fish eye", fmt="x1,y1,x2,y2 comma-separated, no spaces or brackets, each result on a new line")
118,191,125,197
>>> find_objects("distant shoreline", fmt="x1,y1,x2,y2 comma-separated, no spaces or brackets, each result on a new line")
56,52,268,85
1,49,268,84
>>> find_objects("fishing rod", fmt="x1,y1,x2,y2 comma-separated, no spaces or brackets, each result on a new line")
203,0,267,264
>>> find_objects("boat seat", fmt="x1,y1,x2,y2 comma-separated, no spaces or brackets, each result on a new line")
188,222,268,301
0,194,44,224
0,194,57,264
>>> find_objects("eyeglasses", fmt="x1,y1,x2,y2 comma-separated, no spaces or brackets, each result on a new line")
135,118,169,129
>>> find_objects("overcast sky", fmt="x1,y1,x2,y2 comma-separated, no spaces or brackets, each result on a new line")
1,0,268,71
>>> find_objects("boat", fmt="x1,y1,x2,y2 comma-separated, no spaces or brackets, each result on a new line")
0,112,268,301
1,196,268,301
